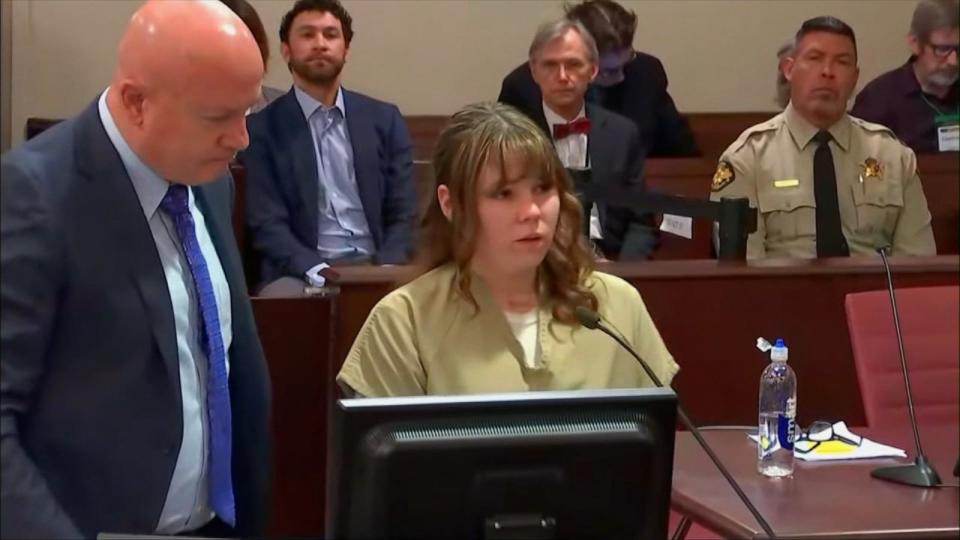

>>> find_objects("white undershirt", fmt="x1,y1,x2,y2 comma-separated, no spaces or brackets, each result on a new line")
504,309,540,369
542,102,603,240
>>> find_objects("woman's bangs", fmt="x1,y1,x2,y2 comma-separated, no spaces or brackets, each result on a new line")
496,133,559,187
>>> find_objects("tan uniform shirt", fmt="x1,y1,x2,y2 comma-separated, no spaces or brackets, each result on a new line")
709,104,936,259
337,264,678,397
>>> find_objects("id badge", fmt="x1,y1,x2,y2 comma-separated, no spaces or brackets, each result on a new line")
937,124,959,152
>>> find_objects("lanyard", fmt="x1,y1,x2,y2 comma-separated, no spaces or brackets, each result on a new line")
920,92,960,124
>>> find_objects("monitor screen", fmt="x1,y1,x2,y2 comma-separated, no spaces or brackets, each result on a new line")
327,388,678,540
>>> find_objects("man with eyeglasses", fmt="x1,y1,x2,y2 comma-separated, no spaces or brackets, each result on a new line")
498,0,698,157
852,0,959,153
517,17,658,260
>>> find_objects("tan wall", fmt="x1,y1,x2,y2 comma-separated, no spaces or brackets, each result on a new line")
2,0,12,151
9,0,916,146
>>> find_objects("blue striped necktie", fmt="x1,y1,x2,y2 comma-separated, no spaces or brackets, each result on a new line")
159,184,235,527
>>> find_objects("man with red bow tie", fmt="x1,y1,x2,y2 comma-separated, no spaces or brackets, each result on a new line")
523,17,657,259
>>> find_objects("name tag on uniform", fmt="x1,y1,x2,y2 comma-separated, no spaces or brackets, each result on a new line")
937,124,959,152
774,179,800,188
660,214,693,239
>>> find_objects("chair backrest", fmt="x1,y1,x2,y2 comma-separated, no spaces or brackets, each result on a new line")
844,286,960,428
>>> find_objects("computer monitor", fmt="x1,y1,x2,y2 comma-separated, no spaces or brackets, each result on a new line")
327,388,678,540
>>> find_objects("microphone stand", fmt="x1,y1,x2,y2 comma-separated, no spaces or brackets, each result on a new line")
870,248,941,487
576,308,776,539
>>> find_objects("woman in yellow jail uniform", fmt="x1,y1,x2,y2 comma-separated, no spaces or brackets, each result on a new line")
336,102,678,398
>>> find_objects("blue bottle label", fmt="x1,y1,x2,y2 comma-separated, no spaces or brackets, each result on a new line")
778,413,795,450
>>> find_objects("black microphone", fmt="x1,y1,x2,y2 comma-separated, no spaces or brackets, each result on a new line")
574,306,777,539
870,246,942,487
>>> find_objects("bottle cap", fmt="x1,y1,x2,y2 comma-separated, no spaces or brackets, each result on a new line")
771,338,788,361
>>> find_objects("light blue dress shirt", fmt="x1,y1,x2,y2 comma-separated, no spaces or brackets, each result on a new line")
98,90,233,534
294,86,375,261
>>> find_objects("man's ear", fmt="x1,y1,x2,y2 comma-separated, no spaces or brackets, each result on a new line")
437,184,453,221
783,56,796,83
118,81,147,127
529,58,542,86
588,62,599,83
907,33,922,57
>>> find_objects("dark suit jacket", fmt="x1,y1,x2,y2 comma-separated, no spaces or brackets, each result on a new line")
0,101,271,539
240,88,416,287
498,53,699,157
526,103,658,259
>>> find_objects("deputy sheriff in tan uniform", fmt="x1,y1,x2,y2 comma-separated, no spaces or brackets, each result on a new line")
710,16,936,260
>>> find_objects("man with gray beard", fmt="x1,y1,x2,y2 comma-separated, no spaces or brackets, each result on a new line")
240,0,416,291
852,0,959,153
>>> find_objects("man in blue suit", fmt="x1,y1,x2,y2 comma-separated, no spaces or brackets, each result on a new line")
1,1,270,538
240,0,416,291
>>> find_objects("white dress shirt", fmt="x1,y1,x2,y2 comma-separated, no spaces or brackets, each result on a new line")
542,102,603,240
98,90,233,534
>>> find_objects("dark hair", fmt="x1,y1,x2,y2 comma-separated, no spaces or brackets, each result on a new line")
279,0,354,45
795,16,858,60
564,0,637,54
219,0,270,67
910,0,960,43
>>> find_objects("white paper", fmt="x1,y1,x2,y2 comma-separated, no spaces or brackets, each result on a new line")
938,124,959,152
748,421,907,462
660,214,693,239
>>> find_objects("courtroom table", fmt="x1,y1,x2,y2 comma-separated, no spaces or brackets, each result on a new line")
671,423,960,539
251,295,337,537
336,256,960,427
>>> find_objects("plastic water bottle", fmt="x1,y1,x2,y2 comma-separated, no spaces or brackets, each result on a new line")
758,338,797,477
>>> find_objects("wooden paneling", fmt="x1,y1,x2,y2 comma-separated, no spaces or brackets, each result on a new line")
917,153,960,255
405,115,448,162
251,295,337,537
403,112,776,162
684,112,774,160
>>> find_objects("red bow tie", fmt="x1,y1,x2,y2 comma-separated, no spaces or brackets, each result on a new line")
552,117,591,140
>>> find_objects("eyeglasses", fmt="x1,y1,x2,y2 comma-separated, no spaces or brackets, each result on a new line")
794,421,862,454
927,42,960,58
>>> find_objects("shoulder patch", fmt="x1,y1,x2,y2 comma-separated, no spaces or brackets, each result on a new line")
711,161,736,192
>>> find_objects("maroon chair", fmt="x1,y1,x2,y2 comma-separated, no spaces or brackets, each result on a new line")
844,286,960,428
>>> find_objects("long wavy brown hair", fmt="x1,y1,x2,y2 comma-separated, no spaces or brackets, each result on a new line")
413,102,598,325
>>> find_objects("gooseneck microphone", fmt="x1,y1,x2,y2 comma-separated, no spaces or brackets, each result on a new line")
575,306,777,539
870,246,942,487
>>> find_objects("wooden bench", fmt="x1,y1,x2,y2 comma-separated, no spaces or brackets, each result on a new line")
408,155,958,260
25,117,956,268
403,112,775,162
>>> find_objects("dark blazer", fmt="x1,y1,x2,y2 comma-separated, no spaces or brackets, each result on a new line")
498,52,699,157
240,88,416,287
0,101,271,539
526,103,658,259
